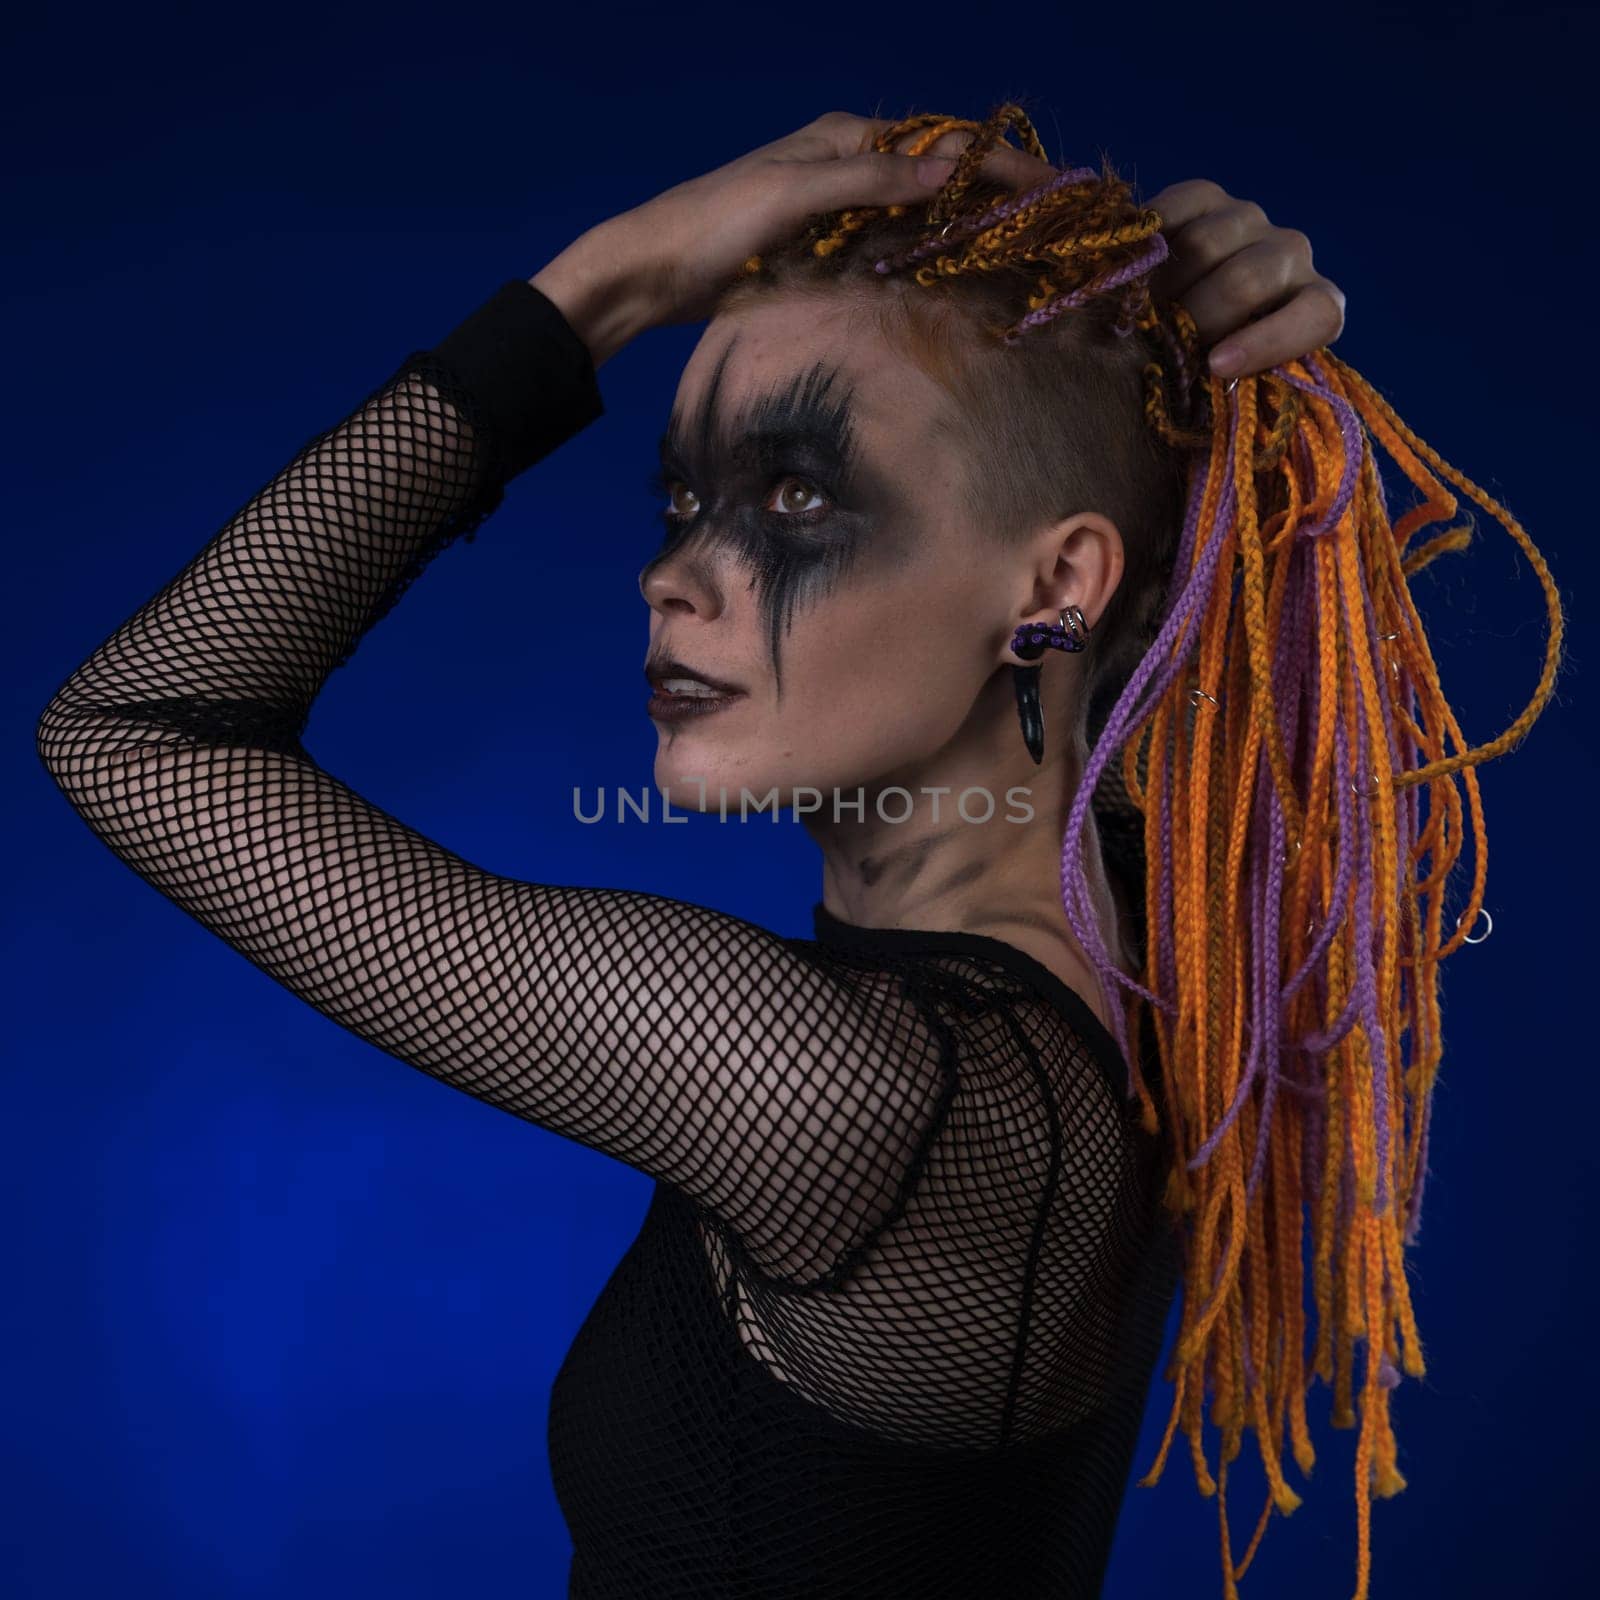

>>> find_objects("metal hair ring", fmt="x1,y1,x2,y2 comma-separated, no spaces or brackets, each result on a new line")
1456,907,1493,945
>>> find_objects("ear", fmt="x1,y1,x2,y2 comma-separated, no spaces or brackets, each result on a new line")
997,512,1125,666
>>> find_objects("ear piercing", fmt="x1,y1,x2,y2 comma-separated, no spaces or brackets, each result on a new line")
1010,605,1091,764
1010,604,1089,661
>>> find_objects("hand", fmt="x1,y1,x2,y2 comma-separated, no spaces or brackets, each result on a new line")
533,111,1053,362
1144,178,1347,380
630,111,1055,328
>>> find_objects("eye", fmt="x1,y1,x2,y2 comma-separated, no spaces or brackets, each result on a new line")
645,465,698,535
645,466,834,530
764,476,829,518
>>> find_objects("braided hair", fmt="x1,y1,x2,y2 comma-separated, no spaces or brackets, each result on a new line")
721,99,1568,1599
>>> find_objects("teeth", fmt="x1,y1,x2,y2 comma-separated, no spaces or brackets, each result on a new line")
662,677,723,697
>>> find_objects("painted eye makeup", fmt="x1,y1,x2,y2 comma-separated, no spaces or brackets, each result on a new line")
643,464,837,539
639,349,895,694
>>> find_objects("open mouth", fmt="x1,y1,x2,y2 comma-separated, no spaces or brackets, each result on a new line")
645,655,746,694
654,676,734,699
646,678,745,723
645,682,745,721
645,659,747,722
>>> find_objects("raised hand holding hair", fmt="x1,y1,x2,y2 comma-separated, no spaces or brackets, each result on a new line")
1144,176,1348,378
527,111,1054,363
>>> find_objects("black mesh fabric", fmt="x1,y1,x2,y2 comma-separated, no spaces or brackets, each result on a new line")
35,278,1181,1599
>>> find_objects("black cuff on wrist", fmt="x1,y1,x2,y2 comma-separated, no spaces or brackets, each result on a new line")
427,279,605,480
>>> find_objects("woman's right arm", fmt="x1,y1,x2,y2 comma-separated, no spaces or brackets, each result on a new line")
526,224,657,370
33,261,956,1291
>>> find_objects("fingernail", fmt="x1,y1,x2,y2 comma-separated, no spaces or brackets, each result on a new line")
1209,343,1243,377
916,156,956,186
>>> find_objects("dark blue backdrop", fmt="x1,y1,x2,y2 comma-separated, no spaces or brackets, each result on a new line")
6,2,1591,1595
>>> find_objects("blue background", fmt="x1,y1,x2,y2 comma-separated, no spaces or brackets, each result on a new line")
5,1,1591,1594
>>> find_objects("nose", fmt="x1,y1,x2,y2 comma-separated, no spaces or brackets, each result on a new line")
637,541,726,620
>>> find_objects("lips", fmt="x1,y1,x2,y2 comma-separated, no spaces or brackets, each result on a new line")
644,655,747,697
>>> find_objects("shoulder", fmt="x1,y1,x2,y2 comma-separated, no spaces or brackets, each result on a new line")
979,925,1115,1034
784,927,1127,1105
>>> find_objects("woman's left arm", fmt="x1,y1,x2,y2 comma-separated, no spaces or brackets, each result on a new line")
1145,176,1349,380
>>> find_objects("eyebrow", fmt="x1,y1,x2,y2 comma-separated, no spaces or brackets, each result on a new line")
656,423,857,476
657,354,868,486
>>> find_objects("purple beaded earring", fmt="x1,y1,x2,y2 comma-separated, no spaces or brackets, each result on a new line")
1009,604,1089,764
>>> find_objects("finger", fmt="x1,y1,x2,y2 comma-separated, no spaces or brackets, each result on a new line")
979,144,1060,191
771,112,897,169
918,130,1058,192
1170,234,1314,344
790,149,971,216
1149,199,1273,305
792,146,1057,230
796,113,1057,197
1143,178,1231,236
1204,281,1347,378
797,110,895,155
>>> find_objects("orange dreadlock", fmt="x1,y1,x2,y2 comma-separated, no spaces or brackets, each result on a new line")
733,101,1566,1600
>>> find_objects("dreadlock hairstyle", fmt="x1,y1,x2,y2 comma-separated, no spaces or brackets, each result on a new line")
722,101,1567,1599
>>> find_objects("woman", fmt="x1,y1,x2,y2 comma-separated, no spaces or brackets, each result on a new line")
35,105,1560,1599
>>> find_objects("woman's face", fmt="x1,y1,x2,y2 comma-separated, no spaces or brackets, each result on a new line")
638,290,1117,817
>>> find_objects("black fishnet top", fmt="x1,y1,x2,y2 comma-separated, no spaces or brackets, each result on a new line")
35,278,1182,1599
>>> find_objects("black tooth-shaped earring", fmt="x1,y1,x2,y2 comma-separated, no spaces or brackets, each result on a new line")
1013,664,1045,765
1008,606,1090,765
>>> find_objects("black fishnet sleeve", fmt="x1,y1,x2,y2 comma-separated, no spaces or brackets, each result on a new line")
34,280,949,1288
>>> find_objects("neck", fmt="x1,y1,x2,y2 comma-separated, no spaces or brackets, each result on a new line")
805,670,1130,973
